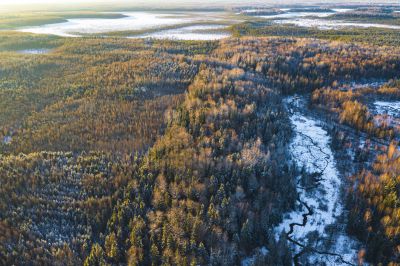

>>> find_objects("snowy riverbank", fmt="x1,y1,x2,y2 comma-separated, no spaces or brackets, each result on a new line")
275,96,361,265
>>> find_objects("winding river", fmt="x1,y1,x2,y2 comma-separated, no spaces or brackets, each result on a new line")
275,96,361,265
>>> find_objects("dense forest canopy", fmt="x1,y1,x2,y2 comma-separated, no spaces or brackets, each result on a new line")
1,3,400,265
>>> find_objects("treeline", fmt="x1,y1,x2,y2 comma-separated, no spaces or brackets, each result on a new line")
347,142,400,264
84,65,296,265
2,36,399,154
213,38,400,94
231,22,400,47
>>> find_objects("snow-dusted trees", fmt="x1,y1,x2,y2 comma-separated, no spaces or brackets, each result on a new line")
348,142,400,264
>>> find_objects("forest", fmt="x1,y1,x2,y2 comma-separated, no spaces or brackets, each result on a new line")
1,5,400,265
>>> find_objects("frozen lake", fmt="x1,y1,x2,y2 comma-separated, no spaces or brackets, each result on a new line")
256,8,400,30
257,8,351,19
16,9,399,39
259,11,334,19
274,18,400,30
17,12,233,39
136,24,230,40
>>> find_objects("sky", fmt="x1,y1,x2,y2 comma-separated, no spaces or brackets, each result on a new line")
0,0,101,4
0,0,398,11
1,0,399,4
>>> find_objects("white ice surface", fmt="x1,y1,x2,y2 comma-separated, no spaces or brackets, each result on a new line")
257,8,353,19
259,11,334,19
273,18,400,30
18,49,51,54
374,101,400,118
17,12,228,37
136,24,230,40
275,112,342,240
274,97,360,265
331,8,354,13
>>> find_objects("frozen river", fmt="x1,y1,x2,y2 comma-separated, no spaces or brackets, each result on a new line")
275,97,361,265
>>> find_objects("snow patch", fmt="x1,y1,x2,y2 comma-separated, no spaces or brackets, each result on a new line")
18,49,51,54
374,101,400,118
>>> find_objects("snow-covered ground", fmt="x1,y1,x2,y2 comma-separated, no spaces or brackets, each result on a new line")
255,8,399,30
254,8,352,19
259,11,335,19
273,18,400,30
2,136,11,144
18,49,51,54
135,24,230,40
332,8,354,13
373,101,400,130
274,97,360,265
241,247,269,266
374,101,400,118
237,8,290,15
17,12,233,39
350,81,385,89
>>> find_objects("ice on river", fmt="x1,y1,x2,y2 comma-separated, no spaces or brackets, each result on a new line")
274,97,360,264
275,113,342,239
